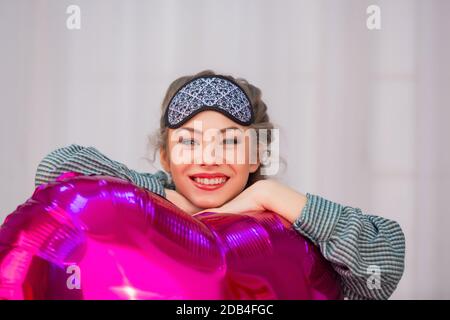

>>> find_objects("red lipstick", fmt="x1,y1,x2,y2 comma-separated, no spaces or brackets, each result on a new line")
189,173,229,191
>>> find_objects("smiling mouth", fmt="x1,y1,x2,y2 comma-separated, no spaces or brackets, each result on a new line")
188,175,229,190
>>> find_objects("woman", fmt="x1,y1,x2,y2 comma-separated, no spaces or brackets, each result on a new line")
35,70,405,299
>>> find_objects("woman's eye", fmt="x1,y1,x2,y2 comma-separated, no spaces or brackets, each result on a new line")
222,137,240,145
179,138,198,146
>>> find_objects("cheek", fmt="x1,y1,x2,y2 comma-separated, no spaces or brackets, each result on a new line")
168,163,190,183
222,144,255,166
229,165,251,184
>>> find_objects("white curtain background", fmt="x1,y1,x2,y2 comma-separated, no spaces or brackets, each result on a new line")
0,0,449,299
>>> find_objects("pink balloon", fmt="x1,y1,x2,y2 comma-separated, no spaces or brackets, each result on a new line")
0,173,342,300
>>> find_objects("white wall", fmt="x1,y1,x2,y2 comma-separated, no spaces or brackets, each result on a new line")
0,0,449,299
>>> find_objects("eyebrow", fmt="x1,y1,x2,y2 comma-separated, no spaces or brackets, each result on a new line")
180,126,241,134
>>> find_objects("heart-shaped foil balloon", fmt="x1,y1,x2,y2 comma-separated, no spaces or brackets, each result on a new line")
0,173,342,300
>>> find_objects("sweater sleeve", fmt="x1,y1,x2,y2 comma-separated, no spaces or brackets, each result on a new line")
34,144,166,197
292,193,405,300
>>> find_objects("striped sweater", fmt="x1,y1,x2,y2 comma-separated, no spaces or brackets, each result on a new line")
35,144,405,300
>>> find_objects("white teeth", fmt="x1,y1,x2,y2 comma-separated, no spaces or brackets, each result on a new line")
193,177,227,185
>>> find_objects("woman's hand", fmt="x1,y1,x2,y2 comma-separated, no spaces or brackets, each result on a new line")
164,189,203,215
195,180,308,224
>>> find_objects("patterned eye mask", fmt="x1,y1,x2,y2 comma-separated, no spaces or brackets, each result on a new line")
164,75,254,128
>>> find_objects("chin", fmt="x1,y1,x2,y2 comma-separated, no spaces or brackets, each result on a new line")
192,197,226,210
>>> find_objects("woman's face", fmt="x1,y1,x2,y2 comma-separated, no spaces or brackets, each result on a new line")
160,111,260,209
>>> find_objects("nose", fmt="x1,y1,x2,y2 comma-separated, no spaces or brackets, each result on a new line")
193,137,225,165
